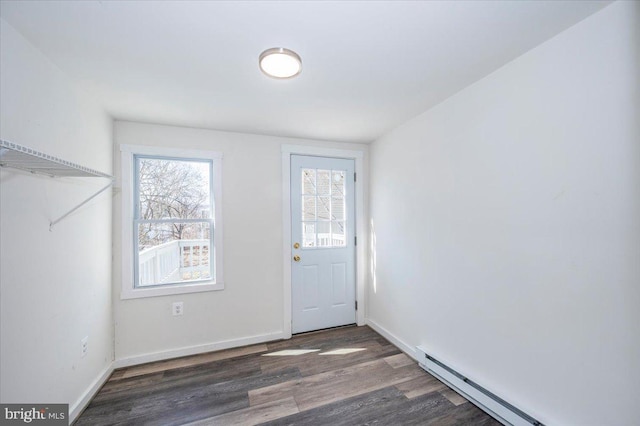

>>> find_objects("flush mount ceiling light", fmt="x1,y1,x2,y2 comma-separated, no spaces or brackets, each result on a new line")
259,47,302,79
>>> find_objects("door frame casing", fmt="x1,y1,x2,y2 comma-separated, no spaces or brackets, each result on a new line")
282,145,366,338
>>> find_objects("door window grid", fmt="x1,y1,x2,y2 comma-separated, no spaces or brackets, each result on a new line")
301,168,346,248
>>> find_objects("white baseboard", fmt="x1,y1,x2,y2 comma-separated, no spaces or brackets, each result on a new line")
366,320,544,425
69,363,114,423
417,346,544,426
70,331,287,423
113,330,286,369
365,318,418,361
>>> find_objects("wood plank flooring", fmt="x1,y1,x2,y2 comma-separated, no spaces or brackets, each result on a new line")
75,326,500,426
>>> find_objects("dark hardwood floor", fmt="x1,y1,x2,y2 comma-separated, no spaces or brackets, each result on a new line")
75,326,500,425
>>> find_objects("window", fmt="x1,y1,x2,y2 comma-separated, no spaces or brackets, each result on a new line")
301,168,346,248
121,145,223,299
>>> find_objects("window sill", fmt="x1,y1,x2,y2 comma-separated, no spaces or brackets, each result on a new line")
121,281,225,300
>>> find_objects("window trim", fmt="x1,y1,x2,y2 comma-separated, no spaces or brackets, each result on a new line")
120,144,224,299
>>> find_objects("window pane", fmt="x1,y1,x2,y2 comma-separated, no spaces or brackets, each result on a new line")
299,168,348,250
332,171,345,195
302,169,316,195
316,221,331,247
302,222,316,247
317,196,331,220
302,196,316,220
138,157,211,220
137,221,212,287
332,221,346,247
332,196,345,220
317,169,330,195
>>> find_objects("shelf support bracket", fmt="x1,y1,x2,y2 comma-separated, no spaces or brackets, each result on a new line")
49,180,114,231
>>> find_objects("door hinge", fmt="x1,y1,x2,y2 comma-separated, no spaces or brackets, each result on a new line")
354,236,357,246
355,300,358,311
354,172,357,182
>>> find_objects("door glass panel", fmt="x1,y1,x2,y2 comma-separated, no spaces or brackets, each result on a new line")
302,196,316,220
332,221,346,247
332,196,345,220
317,170,331,195
299,167,348,249
302,169,316,195
316,221,331,247
317,196,331,220
332,171,344,195
302,222,316,247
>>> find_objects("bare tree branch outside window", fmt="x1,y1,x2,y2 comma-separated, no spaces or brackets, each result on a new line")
137,158,211,250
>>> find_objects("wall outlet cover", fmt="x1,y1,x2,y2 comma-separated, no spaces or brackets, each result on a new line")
172,302,184,316
81,336,88,358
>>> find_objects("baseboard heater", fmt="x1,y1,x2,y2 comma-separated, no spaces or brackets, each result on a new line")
416,346,544,426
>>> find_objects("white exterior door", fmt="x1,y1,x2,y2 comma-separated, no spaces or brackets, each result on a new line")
291,155,356,333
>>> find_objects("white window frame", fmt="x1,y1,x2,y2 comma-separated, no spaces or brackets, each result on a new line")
120,144,224,299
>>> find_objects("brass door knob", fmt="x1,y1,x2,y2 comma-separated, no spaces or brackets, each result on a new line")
293,255,301,262
293,242,300,249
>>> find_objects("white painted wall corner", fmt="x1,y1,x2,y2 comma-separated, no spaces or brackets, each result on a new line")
365,318,418,361
69,363,115,423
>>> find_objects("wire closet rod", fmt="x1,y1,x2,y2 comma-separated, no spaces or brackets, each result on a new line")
49,181,113,231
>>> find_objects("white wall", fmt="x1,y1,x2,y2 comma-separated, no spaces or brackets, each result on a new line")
0,19,113,416
368,2,639,425
113,121,368,362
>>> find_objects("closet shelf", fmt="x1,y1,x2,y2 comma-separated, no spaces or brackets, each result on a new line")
0,139,114,230
0,139,112,178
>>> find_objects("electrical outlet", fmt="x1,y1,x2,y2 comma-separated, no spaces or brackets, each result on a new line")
172,302,184,316
81,336,88,358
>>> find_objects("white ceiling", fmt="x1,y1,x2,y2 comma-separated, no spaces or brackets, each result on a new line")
0,0,611,143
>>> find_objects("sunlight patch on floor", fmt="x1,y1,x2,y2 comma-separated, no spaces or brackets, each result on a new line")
319,348,367,355
262,349,321,356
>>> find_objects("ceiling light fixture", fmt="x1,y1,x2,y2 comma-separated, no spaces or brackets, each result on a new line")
259,47,302,79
